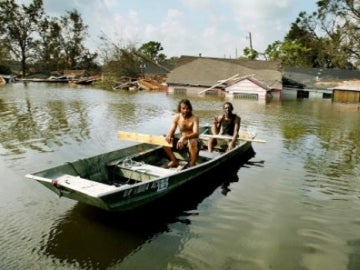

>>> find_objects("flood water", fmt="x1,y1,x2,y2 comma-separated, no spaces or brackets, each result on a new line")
1,82,360,270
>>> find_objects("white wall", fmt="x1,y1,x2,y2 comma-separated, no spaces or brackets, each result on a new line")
225,79,268,100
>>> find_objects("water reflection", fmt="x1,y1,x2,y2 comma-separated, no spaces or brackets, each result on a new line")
39,148,255,269
221,159,265,196
2,83,360,269
347,239,360,269
0,94,92,155
272,101,360,200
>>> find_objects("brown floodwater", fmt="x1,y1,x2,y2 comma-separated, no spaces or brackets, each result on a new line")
0,82,360,270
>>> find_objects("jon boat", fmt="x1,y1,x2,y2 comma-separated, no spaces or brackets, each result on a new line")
25,125,261,212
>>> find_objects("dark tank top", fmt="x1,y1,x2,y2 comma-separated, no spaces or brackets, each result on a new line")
220,114,237,135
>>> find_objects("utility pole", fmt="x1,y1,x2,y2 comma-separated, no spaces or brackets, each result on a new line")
248,32,253,50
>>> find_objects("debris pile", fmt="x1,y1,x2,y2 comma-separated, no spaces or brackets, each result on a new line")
112,76,167,91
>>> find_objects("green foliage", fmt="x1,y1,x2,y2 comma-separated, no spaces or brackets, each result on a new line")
0,0,98,76
0,65,11,74
139,41,166,63
0,0,45,76
99,36,142,80
37,16,63,71
263,0,360,69
242,47,258,60
36,9,98,72
60,10,88,68
99,39,171,82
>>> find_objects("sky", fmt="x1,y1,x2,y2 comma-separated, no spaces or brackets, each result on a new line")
20,0,318,59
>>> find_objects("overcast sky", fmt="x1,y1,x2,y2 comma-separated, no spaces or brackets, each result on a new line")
20,0,318,59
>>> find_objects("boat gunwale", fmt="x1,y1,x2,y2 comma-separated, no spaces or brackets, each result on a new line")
25,128,255,211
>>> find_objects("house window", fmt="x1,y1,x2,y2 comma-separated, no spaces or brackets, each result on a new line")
322,93,332,99
233,93,258,100
174,88,187,94
297,90,309,98
205,89,219,96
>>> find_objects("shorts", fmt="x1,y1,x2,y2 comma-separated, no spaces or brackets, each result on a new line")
171,137,202,153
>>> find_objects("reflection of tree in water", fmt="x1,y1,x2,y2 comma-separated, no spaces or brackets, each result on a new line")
46,100,90,143
0,96,91,155
347,238,360,269
0,98,37,154
39,147,256,269
279,102,360,198
107,102,137,127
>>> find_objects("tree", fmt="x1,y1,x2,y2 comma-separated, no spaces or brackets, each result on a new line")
0,0,44,76
0,1,98,75
316,0,360,68
37,16,63,71
139,41,166,63
0,43,12,73
34,9,98,72
59,9,90,69
242,47,259,60
37,10,98,71
99,36,142,79
282,12,322,67
265,5,355,69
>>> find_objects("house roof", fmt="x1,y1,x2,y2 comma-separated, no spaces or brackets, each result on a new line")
227,77,271,91
283,67,360,90
133,51,170,76
333,85,360,91
167,56,283,90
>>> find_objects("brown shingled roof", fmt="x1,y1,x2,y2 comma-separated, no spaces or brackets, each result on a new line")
167,56,282,90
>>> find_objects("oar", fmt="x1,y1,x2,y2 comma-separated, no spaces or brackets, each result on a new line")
118,131,266,145
199,134,266,143
118,131,172,147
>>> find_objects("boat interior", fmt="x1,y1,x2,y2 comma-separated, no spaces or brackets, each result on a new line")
41,146,219,199
106,144,220,185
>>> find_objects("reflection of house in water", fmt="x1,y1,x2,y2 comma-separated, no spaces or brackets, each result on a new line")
166,56,282,103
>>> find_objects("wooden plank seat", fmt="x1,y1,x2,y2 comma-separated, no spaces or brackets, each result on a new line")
54,174,123,197
198,150,221,159
114,162,174,182
113,159,192,182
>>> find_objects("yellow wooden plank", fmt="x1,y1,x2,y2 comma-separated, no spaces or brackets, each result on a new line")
200,134,266,143
117,131,172,147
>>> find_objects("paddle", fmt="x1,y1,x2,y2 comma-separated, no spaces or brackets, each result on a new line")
117,131,172,147
118,131,266,145
199,134,266,143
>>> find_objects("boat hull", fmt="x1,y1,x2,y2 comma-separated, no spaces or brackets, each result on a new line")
26,126,256,212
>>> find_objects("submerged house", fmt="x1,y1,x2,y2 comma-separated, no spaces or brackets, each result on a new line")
224,76,273,101
283,67,360,101
166,56,283,102
332,84,360,103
